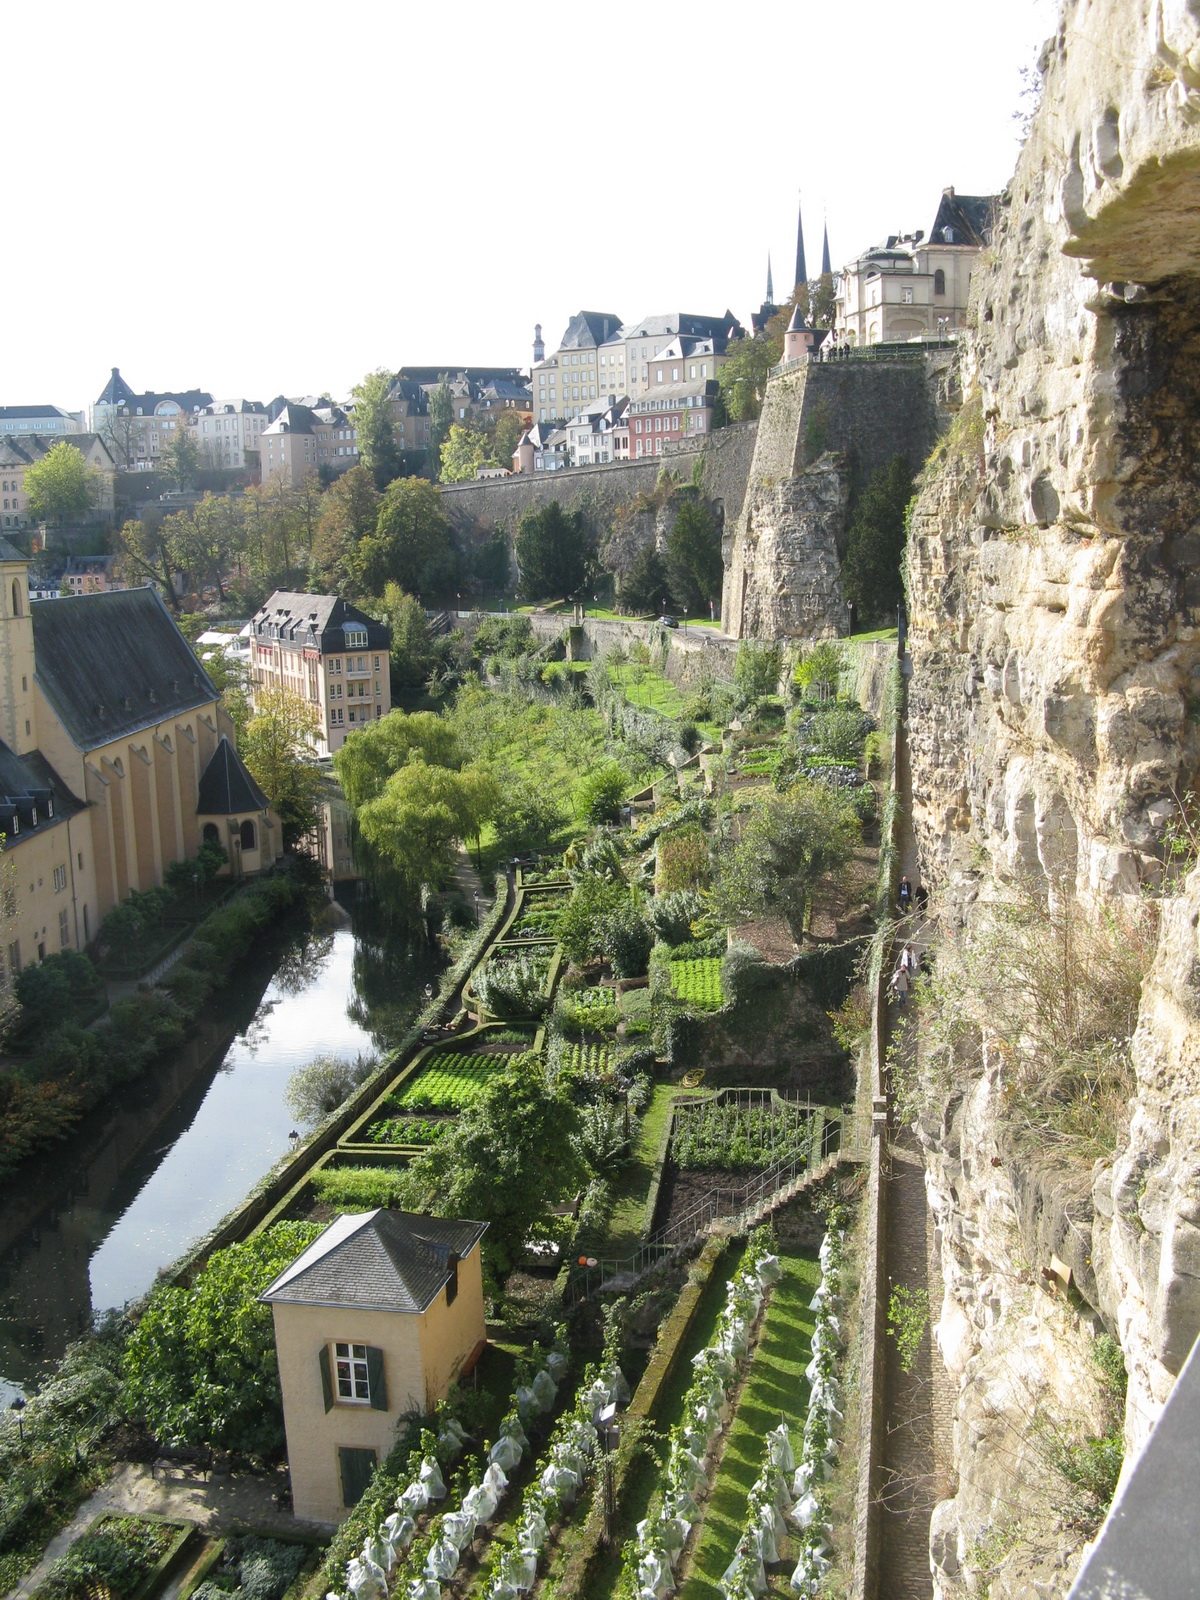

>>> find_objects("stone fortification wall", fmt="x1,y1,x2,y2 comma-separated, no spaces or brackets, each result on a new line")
439,421,756,546
905,1,1200,1594
525,612,739,687
721,359,942,640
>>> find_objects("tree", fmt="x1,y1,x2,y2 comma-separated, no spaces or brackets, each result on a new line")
490,410,526,467
439,423,494,483
514,502,589,601
161,426,201,492
665,497,722,614
471,529,511,596
351,369,402,490
333,708,459,809
428,381,453,464
841,456,914,625
717,334,781,422
734,640,782,705
23,442,97,526
99,411,139,471
713,779,860,941
355,476,457,599
356,758,498,887
410,1067,583,1281
311,465,379,592
573,761,628,825
285,1051,376,1124
162,496,238,599
240,685,323,843
619,544,671,615
376,582,437,689
113,518,179,609
121,1222,320,1456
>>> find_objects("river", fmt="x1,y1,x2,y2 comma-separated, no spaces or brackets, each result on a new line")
0,904,440,1403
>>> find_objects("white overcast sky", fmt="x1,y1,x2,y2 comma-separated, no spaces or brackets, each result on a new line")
6,0,1058,412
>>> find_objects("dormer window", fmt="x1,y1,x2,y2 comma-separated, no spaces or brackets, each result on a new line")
344,627,368,650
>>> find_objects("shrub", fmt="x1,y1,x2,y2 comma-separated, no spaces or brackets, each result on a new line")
733,641,781,707
286,1052,378,1125
16,949,104,1027
573,762,628,825
41,1516,175,1600
646,890,705,946
656,823,711,893
310,1166,416,1210
475,951,550,1019
601,900,654,979
557,873,627,966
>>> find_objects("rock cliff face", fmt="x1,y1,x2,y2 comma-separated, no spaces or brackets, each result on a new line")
907,0,1200,1592
722,360,944,639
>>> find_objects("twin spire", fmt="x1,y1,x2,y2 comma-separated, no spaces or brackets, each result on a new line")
766,192,832,303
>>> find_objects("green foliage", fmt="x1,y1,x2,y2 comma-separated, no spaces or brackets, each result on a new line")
557,873,628,966
362,1115,448,1146
601,900,654,979
733,641,782,706
713,778,860,941
618,545,671,615
842,455,914,626
646,889,705,946
23,441,98,525
356,476,457,599
311,465,380,591
573,761,628,825
358,759,498,892
664,498,722,613
407,1066,584,1280
475,950,551,1019
40,1515,175,1600
439,423,495,483
887,1285,929,1374
797,701,873,764
671,1100,813,1170
473,614,535,659
240,684,323,842
1092,1334,1127,1399
15,950,104,1028
194,1536,308,1600
121,1223,321,1457
656,822,711,893
514,502,591,601
717,335,779,421
554,987,620,1037
310,1165,414,1210
397,1050,506,1110
667,957,724,1011
792,641,844,698
285,1051,377,1125
333,709,459,810
352,369,403,489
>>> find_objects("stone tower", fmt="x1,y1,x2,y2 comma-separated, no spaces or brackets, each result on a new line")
0,540,36,756
532,324,545,365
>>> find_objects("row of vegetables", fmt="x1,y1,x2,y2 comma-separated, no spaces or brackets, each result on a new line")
328,1337,630,1600
722,1224,845,1598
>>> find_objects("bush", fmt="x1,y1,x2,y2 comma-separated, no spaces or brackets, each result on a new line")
557,873,627,966
733,641,781,707
601,901,654,979
656,823,711,893
646,890,705,946
573,762,628,826
41,1517,174,1600
15,950,104,1027
476,951,551,1019
286,1052,378,1125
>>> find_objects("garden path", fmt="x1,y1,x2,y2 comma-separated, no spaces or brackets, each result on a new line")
3,1463,325,1600
875,717,955,1600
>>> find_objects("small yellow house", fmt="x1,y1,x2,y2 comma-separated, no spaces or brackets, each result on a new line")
261,1208,489,1524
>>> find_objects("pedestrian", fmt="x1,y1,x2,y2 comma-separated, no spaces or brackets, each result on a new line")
889,967,910,1008
900,944,916,975
898,874,912,911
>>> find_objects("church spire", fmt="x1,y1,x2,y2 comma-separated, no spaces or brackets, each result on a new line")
765,253,774,305
795,192,808,291
821,219,832,277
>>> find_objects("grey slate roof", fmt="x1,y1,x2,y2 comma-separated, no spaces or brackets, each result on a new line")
251,590,390,654
31,588,218,751
196,736,269,816
0,536,27,561
261,1209,489,1314
558,311,623,350
0,406,72,422
928,190,997,248
0,740,83,845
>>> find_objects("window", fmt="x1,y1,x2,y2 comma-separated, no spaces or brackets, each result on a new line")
7,940,18,975
319,1341,387,1415
203,822,220,847
240,819,256,851
933,268,946,296
345,627,368,650
53,864,66,892
902,287,914,304
59,908,69,948
335,1341,370,1401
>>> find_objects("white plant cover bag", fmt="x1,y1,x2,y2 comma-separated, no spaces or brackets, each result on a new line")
407,1582,441,1600
382,1512,415,1555
531,1368,557,1412
767,1423,795,1474
345,1558,386,1600
489,1434,523,1472
441,1511,476,1551
424,1540,460,1582
419,1457,447,1500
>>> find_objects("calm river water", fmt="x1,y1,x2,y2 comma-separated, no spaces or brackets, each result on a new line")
0,907,439,1402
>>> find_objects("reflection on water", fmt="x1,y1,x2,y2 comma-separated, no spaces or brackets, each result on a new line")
0,908,440,1400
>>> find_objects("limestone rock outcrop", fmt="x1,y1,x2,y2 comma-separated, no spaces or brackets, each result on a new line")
907,0,1200,1593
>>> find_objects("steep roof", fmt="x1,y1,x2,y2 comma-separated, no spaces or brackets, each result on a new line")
96,367,136,407
0,433,112,470
31,588,218,751
261,1209,489,1313
558,310,623,350
251,590,390,653
0,406,73,422
196,735,269,816
0,740,84,846
262,404,315,436
928,190,997,248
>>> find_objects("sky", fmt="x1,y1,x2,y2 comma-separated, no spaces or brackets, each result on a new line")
6,0,1059,413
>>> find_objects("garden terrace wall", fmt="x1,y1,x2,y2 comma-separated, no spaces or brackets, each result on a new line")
551,1235,728,1600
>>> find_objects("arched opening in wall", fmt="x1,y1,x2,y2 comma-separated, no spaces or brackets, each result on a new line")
11,580,21,618
934,269,946,296
202,822,220,847
240,818,256,851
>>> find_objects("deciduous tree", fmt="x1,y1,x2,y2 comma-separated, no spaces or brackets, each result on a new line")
439,423,494,483
240,685,323,843
428,380,453,463
333,708,459,809
355,476,457,599
351,369,402,489
23,442,98,526
311,465,379,592
113,518,179,609
160,426,201,492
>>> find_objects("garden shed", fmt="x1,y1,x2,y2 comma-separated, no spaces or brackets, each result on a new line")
261,1207,488,1523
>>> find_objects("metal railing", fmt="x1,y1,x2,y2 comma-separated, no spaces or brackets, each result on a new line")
587,1101,869,1293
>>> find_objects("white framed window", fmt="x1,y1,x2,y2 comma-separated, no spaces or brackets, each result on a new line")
334,1341,371,1402
53,864,66,892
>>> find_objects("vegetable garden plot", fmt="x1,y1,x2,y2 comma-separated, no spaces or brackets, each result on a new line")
363,1116,450,1146
668,958,724,1011
670,1101,814,1171
558,1041,615,1077
396,1053,504,1111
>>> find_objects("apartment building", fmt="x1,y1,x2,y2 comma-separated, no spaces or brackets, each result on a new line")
626,379,718,458
621,312,745,398
249,591,391,757
564,397,628,466
531,311,624,423
197,400,269,472
259,404,358,488
87,368,213,472
0,407,80,436
0,434,116,530
834,188,996,346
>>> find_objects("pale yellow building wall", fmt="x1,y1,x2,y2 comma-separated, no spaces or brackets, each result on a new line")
415,1246,486,1399
272,1302,428,1525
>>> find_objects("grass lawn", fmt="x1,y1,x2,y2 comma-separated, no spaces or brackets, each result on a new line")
847,626,899,643
680,1245,820,1597
609,663,687,719
583,1084,684,1256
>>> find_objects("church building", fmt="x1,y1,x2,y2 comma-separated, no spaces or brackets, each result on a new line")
0,540,275,975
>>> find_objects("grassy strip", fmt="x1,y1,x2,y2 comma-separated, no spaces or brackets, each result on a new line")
595,1085,683,1256
682,1247,820,1597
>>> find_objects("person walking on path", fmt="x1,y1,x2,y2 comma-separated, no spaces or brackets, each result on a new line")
889,966,910,1008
